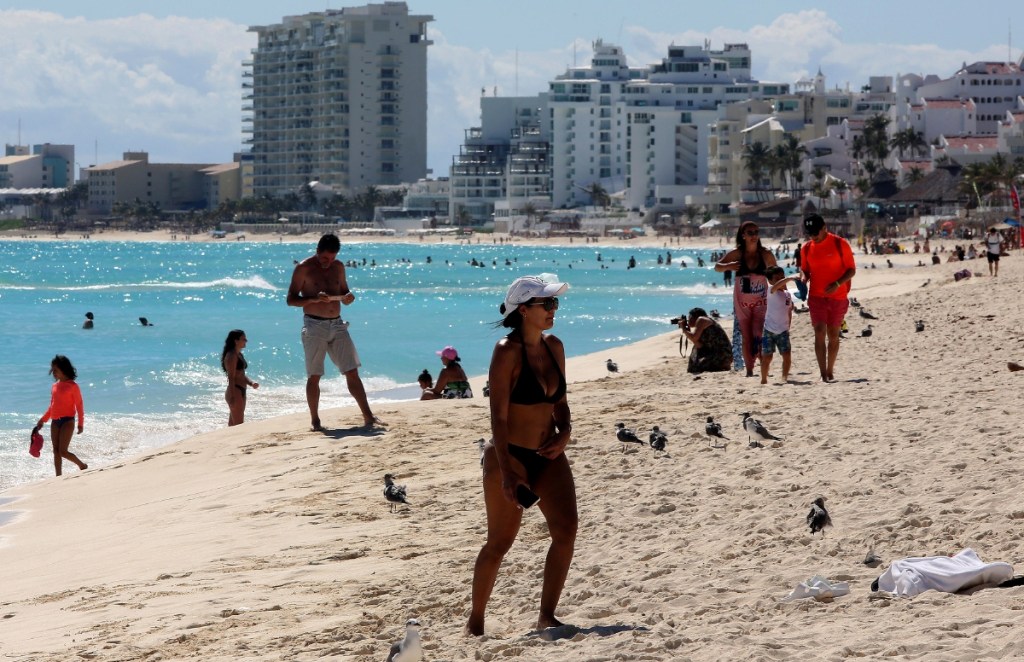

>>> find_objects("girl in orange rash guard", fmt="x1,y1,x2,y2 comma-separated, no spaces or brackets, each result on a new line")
34,354,88,476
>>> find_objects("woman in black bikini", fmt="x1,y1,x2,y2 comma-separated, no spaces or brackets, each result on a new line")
466,276,577,636
221,329,259,426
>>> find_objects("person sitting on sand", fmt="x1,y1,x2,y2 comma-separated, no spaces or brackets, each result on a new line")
417,368,433,398
678,307,733,374
421,346,473,399
467,275,576,636
34,354,88,476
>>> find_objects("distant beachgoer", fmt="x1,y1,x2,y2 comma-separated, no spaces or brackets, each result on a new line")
467,275,576,636
34,354,87,476
422,346,473,400
982,227,1004,276
679,307,732,374
715,221,777,377
286,233,384,430
799,214,856,382
82,312,94,329
222,329,259,426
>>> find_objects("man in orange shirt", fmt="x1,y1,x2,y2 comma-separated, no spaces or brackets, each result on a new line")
799,214,856,382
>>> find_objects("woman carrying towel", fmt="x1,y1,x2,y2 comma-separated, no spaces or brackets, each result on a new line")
34,354,88,476
466,275,577,636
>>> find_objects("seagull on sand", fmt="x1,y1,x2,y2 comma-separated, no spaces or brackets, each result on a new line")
863,546,882,567
806,497,832,536
615,422,644,451
704,416,729,448
606,358,619,373
648,426,668,451
858,308,878,320
849,297,861,308
860,325,873,337
921,279,931,288
386,618,422,662
915,320,925,332
741,412,782,448
383,474,409,513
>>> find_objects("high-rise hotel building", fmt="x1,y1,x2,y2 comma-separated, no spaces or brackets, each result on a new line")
244,2,433,197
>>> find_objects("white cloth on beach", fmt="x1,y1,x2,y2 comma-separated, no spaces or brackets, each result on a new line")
876,548,1013,598
780,575,850,602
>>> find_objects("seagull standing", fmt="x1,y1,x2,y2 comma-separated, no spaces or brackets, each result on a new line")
606,358,619,373
704,416,729,448
915,320,925,332
386,618,422,662
383,474,409,513
615,422,644,451
806,497,832,536
858,308,878,320
648,426,668,451
741,412,783,448
860,325,873,337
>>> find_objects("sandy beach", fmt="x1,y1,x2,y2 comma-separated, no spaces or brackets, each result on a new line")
2,233,1023,661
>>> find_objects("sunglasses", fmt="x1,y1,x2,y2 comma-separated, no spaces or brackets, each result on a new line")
524,297,559,311
744,229,759,236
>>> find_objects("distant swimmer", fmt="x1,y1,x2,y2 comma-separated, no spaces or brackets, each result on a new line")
82,312,94,329
139,317,154,326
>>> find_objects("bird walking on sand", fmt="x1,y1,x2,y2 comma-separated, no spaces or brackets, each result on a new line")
705,416,729,448
858,308,878,320
386,618,422,662
383,474,409,513
849,297,861,308
606,358,619,373
863,545,881,567
860,325,873,337
915,320,925,332
921,279,931,288
806,497,832,536
615,422,644,451
648,426,668,451
741,412,782,448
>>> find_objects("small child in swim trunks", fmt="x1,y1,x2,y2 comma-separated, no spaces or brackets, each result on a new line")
761,266,796,384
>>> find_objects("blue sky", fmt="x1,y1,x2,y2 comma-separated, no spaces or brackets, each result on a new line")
1,1,1020,179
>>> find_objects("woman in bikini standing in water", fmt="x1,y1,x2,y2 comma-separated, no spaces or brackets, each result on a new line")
222,329,259,426
715,221,777,376
34,354,88,476
466,275,577,636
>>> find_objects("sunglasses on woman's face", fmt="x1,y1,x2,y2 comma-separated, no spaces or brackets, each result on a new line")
524,297,559,312
744,229,759,236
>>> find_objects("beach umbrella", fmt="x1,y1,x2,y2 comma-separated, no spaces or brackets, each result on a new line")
991,222,1012,230
699,219,721,229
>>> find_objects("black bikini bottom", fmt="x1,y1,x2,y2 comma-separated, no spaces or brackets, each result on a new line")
235,385,247,398
507,443,550,485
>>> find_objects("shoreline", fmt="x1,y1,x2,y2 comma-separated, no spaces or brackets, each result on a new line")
2,235,1022,659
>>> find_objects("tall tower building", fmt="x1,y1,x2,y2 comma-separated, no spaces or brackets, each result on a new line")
245,2,433,197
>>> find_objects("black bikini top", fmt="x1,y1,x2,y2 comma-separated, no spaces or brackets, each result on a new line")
509,335,566,405
737,249,768,277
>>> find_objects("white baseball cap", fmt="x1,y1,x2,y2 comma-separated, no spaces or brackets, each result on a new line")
500,275,568,319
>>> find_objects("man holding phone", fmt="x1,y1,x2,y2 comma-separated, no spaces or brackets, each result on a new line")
286,233,383,430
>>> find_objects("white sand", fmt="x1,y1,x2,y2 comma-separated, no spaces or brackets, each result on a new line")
2,239,1023,660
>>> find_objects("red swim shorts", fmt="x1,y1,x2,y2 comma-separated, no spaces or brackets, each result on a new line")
807,296,849,328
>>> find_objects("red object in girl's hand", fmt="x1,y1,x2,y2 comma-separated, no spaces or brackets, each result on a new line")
29,430,44,458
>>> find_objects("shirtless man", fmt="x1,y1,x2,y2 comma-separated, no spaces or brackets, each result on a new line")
286,233,383,430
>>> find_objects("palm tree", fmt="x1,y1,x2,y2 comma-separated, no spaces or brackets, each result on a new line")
832,179,849,209
521,201,537,231
902,167,925,187
742,141,771,201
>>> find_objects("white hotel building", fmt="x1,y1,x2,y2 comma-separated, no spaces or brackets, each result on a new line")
245,3,432,197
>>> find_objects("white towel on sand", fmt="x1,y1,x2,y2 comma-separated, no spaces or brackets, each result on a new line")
780,575,850,602
876,548,1013,598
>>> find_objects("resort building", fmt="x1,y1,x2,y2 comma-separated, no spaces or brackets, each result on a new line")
448,94,551,224
245,2,433,198
85,152,219,213
0,143,74,189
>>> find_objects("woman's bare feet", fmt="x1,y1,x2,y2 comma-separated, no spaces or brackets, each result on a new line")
464,618,484,637
537,615,564,630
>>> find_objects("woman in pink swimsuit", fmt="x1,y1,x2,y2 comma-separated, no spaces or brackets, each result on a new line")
714,221,778,376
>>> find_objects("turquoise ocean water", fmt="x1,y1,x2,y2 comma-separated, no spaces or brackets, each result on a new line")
0,238,732,490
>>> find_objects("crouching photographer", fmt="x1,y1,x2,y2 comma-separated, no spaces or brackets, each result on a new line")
675,307,732,374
